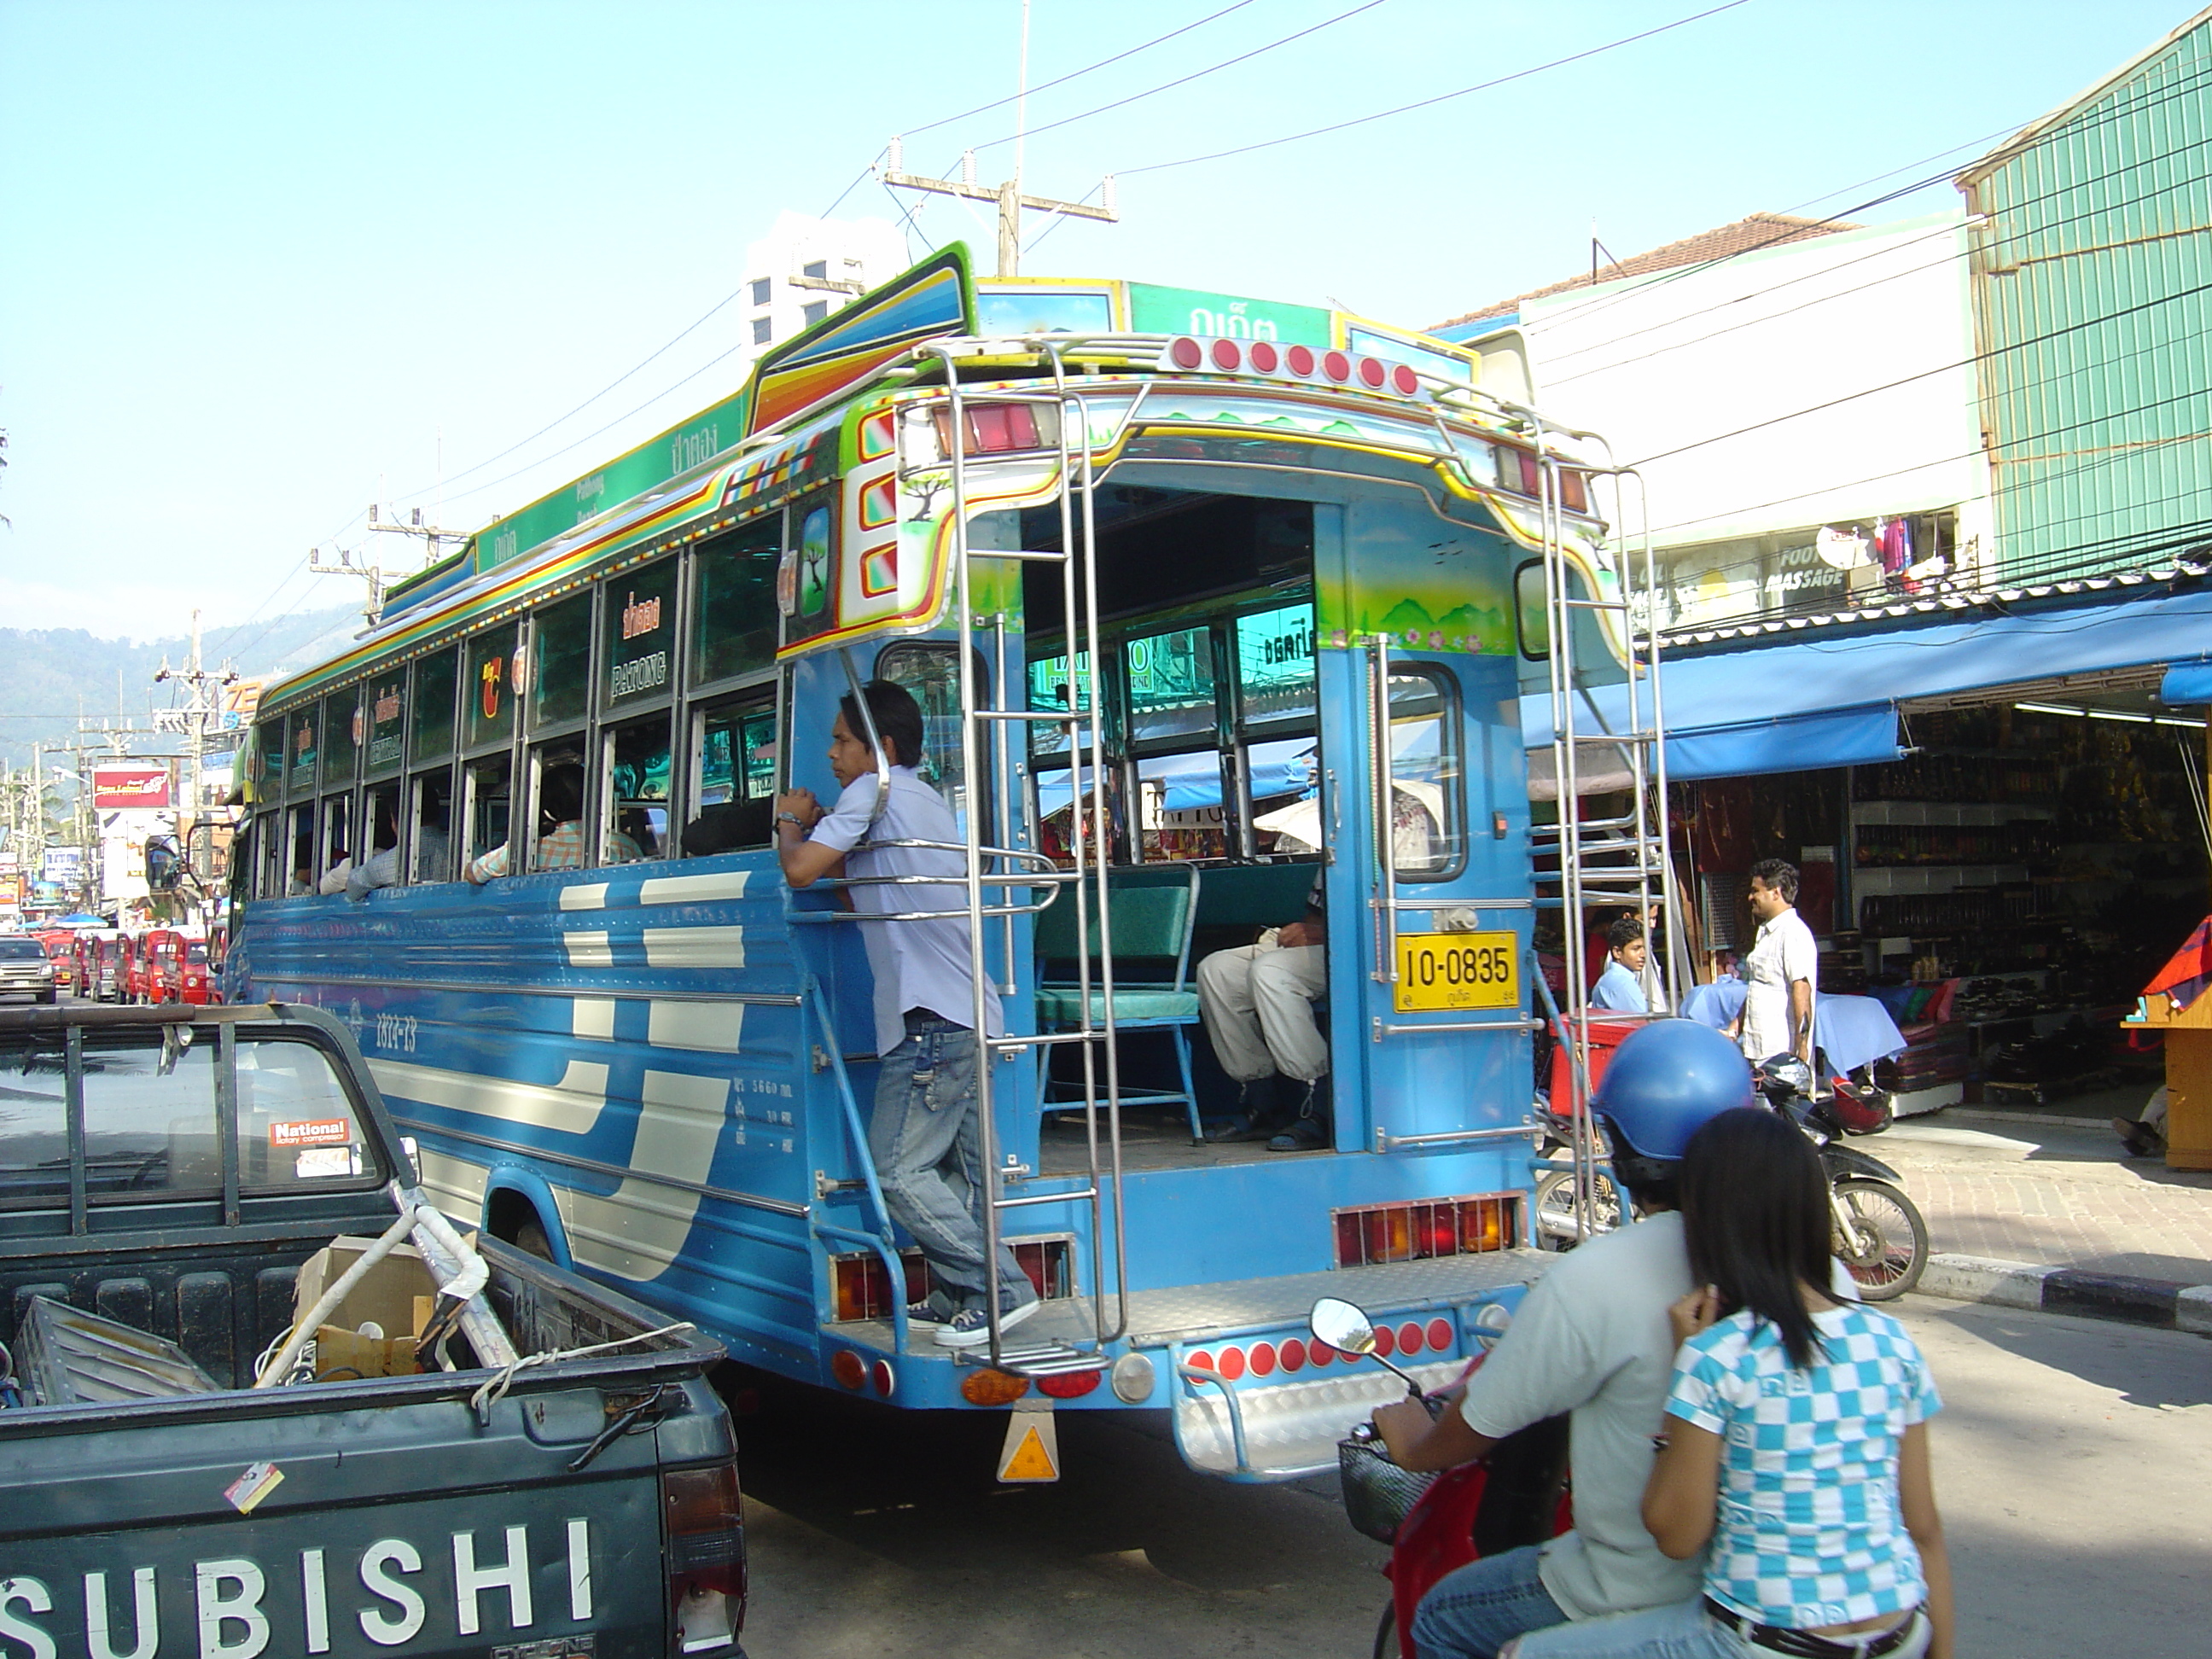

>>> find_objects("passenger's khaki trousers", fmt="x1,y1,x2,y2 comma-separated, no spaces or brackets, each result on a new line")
1196,941,1329,1084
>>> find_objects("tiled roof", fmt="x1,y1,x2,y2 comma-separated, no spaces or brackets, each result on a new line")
1429,212,1860,333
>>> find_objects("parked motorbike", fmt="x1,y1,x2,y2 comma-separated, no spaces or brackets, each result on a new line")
1313,1297,1570,1659
1755,1055,1929,1300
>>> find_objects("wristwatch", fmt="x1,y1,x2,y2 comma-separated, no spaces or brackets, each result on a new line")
776,812,804,828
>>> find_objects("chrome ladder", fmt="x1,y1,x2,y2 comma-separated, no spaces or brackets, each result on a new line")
1527,422,1684,1242
907,341,1132,1375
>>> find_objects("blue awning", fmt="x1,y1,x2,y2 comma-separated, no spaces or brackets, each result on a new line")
2162,659,2212,705
1525,587,2212,784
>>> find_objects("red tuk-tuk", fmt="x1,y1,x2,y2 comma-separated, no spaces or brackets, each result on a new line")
143,928,217,1005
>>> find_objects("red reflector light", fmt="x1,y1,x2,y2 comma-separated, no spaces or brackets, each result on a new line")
1286,343,1317,376
1187,1350,1215,1371
1428,1318,1454,1353
870,1359,895,1398
1210,337,1243,370
1278,1337,1307,1372
1217,1346,1247,1381
1038,1369,1103,1399
1391,363,1421,396
1559,469,1591,513
1170,335,1204,370
1398,1322,1423,1355
1372,1324,1395,1358
1249,340,1280,373
1249,1342,1278,1377
1516,450,1543,494
1308,1341,1333,1366
1322,350,1352,382
1357,356,1388,389
830,1349,866,1390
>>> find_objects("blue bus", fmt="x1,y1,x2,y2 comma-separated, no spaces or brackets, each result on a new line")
227,245,1645,1479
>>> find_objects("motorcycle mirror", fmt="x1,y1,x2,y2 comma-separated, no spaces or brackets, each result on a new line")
1309,1296,1377,1355
1756,1055,1813,1099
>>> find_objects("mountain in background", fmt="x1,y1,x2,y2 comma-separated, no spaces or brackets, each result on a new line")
0,602,364,770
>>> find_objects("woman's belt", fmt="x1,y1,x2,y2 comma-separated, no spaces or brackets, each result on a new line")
1702,1598,1924,1659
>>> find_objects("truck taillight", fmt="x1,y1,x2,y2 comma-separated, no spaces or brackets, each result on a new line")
931,399,1059,457
663,1462,745,1655
1332,1194,1522,1267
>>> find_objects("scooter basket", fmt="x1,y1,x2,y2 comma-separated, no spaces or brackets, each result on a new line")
1339,1434,1435,1544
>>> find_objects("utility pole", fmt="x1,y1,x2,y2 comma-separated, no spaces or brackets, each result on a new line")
882,12,1116,286
312,500,470,626
154,608,241,924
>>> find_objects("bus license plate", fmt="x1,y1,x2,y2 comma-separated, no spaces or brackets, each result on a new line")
1393,932,1519,1013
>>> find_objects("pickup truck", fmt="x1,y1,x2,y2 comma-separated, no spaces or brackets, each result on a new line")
0,1001,745,1659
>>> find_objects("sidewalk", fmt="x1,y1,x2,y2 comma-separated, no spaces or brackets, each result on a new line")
1881,1096,2212,1284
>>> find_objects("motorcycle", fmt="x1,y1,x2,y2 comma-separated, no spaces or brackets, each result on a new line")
1527,1059,1926,1297
1313,1297,1571,1659
1755,1055,1929,1301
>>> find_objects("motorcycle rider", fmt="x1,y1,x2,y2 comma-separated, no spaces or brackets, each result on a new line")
1374,1020,1755,1659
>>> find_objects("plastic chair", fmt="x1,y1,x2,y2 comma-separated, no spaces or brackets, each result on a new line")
1033,867,1205,1143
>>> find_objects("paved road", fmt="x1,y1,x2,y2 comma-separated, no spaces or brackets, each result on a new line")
729,1298,2209,1658
1877,1108,2212,1282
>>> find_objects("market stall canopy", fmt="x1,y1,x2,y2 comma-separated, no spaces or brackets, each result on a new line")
1524,587,2212,796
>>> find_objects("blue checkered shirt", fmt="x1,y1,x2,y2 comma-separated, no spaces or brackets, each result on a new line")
1668,1302,1941,1629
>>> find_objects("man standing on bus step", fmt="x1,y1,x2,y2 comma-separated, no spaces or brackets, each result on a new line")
775,680,1039,1348
1729,858,1816,1065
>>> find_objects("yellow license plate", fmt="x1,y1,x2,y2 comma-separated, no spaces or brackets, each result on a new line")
1393,931,1520,1014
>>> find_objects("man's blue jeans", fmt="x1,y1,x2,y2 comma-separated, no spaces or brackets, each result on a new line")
869,1012,1033,1313
1412,1545,1569,1659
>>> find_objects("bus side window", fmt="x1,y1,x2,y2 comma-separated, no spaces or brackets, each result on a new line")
464,756,512,875
287,804,316,896
410,770,455,882
525,738,589,872
877,641,989,828
602,713,672,864
684,696,777,855
1383,667,1464,880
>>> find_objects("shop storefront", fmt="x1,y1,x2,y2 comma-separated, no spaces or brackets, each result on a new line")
1528,585,2212,1112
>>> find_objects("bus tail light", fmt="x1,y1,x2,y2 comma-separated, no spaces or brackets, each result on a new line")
1332,1195,1522,1268
1037,1368,1102,1400
663,1462,746,1655
932,400,1060,457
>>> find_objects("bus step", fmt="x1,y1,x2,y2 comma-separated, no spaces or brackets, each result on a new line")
963,1342,1107,1378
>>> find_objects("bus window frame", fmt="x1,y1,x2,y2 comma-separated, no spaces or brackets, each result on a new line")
459,622,523,878
462,751,514,879
1228,593,1319,860
1380,661,1467,886
875,640,992,835
688,509,784,695
522,590,601,871
407,765,457,885
319,790,356,893
408,645,462,770
685,682,781,856
600,707,676,866
363,671,407,781
322,688,363,790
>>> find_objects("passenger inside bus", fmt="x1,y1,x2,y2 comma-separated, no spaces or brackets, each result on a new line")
346,785,453,897
466,762,635,881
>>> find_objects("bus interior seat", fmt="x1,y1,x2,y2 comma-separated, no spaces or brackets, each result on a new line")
1033,865,1206,1143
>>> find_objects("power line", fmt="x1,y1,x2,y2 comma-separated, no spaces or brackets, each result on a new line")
1117,0,1754,178
903,0,1259,139
1547,149,2212,385
965,0,1390,152
1498,53,2212,341
1625,276,2212,471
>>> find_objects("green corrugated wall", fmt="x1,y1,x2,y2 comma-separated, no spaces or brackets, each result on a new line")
1962,15,2212,581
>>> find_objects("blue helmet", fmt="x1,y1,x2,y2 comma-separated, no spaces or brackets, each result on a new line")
1592,1019,1756,1182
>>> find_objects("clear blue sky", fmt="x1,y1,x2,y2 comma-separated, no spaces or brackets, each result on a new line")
2,0,2197,643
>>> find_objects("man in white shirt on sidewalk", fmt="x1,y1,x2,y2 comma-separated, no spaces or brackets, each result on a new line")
1731,858,1816,1064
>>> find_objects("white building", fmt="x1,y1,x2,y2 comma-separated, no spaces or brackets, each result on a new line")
735,212,911,367
1432,212,1993,642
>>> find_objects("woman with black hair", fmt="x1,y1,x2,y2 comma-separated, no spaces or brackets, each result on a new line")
1502,1109,1953,1659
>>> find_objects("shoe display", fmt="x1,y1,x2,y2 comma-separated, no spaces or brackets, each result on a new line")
934,1295,1042,1348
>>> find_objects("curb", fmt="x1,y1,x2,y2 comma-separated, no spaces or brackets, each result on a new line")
1918,1253,2212,1336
